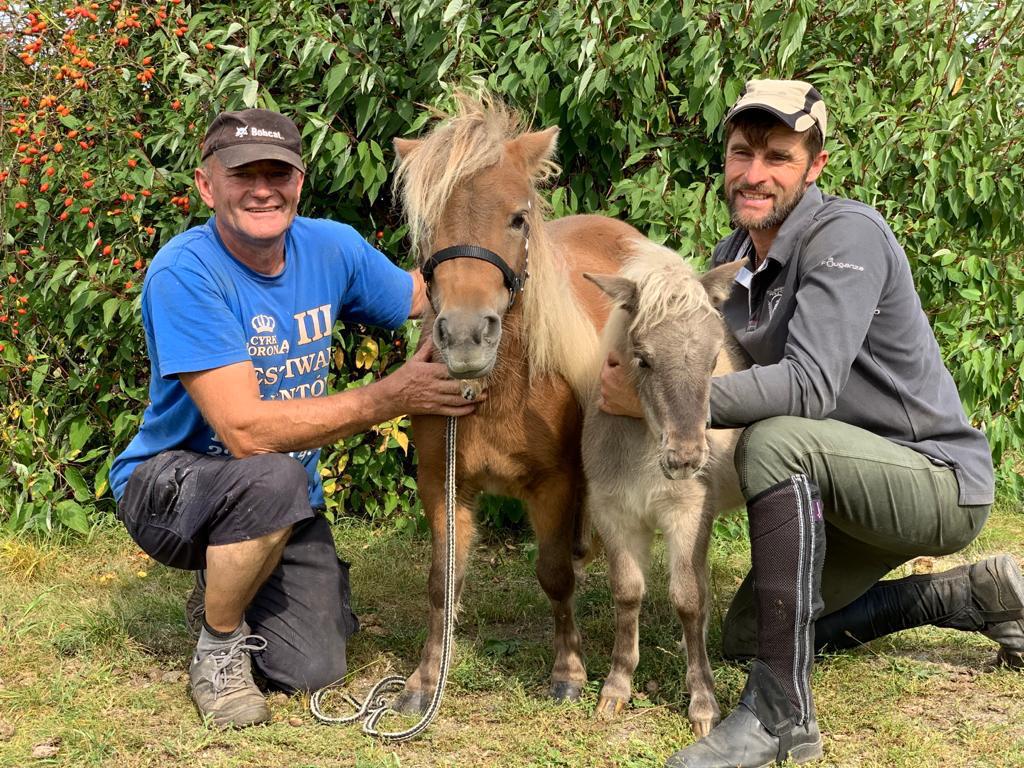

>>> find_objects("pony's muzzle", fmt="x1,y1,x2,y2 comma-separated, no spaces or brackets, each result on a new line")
433,308,502,379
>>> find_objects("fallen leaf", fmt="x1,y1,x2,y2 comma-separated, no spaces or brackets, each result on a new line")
911,556,937,574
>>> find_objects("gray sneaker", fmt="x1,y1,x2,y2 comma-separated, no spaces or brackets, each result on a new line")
185,570,206,639
189,626,270,728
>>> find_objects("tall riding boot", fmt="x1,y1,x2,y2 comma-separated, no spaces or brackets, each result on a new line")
816,555,1024,667
666,475,826,768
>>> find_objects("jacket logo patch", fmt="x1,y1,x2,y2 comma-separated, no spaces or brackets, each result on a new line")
767,287,784,320
818,256,864,272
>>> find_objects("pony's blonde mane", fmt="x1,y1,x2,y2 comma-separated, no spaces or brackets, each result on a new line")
620,239,714,337
394,91,597,395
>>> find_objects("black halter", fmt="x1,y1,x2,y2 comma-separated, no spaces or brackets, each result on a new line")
421,239,529,310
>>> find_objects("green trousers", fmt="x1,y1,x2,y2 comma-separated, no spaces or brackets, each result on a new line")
722,416,991,659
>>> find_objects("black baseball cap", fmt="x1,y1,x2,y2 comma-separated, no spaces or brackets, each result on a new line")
201,109,305,172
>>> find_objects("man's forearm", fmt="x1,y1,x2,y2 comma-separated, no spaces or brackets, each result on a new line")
181,343,472,459
225,377,402,458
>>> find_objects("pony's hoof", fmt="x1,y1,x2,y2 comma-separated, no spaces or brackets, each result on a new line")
690,716,717,740
595,695,627,719
393,688,431,715
549,681,583,702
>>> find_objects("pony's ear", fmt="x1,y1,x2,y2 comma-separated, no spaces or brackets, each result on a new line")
512,126,559,174
699,260,745,307
584,273,638,313
393,137,422,163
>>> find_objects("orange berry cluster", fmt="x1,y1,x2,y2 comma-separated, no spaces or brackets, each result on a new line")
3,0,226,344
169,195,191,213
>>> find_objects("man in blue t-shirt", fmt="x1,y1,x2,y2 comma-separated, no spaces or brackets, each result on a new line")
110,109,478,728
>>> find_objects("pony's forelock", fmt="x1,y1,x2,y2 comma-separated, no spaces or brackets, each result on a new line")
619,240,715,336
394,91,558,263
393,91,595,396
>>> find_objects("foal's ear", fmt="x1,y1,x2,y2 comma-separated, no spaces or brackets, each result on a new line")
512,126,559,175
699,260,745,307
584,273,638,313
393,137,422,163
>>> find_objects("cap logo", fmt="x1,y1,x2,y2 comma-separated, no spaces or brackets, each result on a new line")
250,126,284,140
232,125,285,140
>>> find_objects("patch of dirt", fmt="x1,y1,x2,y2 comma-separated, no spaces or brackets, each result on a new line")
30,737,61,759
904,668,1023,730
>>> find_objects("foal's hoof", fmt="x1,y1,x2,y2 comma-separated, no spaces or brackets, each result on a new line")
595,695,627,719
393,688,431,715
549,681,583,702
690,716,718,740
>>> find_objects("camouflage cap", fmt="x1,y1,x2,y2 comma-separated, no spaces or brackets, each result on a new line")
201,109,305,172
725,79,827,141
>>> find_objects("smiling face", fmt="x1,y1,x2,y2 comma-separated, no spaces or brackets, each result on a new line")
724,123,827,233
195,156,304,270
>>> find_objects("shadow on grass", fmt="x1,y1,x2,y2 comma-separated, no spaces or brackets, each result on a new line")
338,520,744,716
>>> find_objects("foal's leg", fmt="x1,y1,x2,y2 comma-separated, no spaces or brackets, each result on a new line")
662,492,719,738
395,474,477,714
596,514,653,718
525,474,588,700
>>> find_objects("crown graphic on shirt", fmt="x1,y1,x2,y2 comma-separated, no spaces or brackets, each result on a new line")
251,314,276,334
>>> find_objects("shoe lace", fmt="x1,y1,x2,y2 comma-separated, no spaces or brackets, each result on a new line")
208,634,267,695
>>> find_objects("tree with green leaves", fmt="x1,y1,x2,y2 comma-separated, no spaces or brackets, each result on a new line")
2,0,1021,534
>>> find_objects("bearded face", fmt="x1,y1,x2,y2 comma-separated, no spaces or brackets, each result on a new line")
724,125,826,234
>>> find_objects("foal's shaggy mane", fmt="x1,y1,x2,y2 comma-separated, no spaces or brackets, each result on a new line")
620,240,715,337
394,91,598,394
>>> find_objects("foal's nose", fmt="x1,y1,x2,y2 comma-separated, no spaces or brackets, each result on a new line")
661,435,707,479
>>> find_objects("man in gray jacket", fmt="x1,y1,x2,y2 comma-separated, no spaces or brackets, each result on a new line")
599,80,1021,767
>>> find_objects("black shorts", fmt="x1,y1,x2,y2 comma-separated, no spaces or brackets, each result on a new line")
117,450,358,692
117,450,315,570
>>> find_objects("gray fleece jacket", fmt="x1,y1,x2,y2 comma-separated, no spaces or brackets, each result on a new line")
709,183,994,506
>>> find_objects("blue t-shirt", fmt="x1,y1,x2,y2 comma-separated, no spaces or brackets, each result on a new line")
109,215,413,508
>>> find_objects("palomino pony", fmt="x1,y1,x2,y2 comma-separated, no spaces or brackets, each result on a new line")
391,93,647,711
582,243,747,737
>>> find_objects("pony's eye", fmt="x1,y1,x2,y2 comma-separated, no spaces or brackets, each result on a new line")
634,353,650,369
510,212,527,230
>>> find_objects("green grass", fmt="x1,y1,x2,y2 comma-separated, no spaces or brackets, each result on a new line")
2,499,1023,767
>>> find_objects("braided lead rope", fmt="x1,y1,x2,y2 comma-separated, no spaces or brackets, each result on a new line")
311,416,458,743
